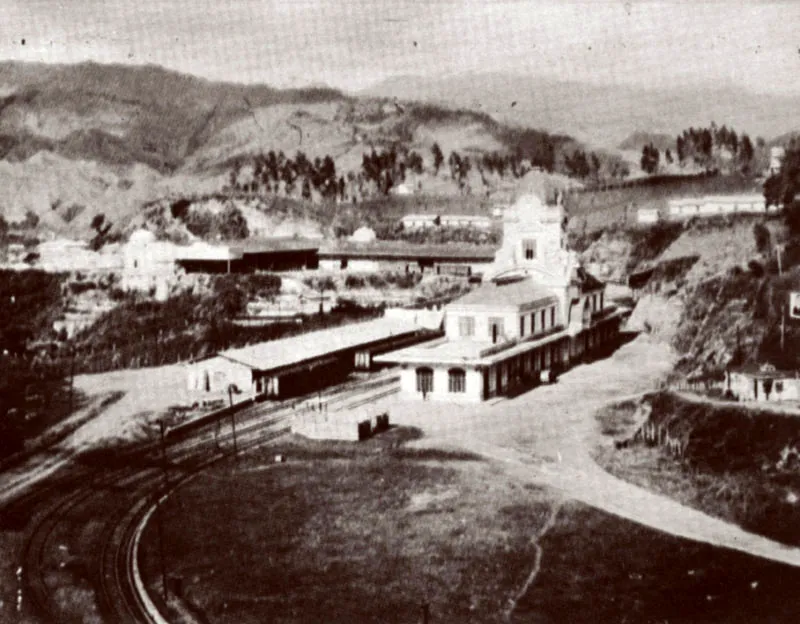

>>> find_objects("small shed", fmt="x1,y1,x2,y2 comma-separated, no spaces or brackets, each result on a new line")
726,363,800,403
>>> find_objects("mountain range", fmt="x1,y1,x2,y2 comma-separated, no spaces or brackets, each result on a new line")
0,61,797,240
361,72,800,148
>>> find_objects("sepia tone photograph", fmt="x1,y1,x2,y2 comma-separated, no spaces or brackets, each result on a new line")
1,1,800,622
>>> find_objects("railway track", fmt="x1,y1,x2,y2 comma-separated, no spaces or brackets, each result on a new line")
12,372,397,623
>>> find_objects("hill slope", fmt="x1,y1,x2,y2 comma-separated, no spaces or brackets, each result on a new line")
363,72,800,148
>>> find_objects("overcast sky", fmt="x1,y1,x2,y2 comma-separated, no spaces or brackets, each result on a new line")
2,0,799,94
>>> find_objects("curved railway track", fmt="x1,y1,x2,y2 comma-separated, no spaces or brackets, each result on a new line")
11,373,399,623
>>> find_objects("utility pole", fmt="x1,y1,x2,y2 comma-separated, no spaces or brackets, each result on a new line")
230,409,238,461
68,345,76,413
777,243,785,276
781,307,786,354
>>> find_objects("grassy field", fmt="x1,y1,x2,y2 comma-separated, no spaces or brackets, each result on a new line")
521,501,800,624
139,422,800,623
140,428,555,624
594,393,800,547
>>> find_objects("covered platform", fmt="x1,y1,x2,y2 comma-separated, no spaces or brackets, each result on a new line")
187,316,442,401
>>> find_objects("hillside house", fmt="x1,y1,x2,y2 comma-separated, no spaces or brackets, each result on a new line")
375,194,623,402
770,146,786,176
666,195,777,220
400,214,493,230
726,363,800,403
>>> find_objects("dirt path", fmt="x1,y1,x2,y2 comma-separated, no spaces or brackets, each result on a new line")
383,335,800,568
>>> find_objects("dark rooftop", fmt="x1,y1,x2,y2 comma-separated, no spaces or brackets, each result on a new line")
318,241,498,261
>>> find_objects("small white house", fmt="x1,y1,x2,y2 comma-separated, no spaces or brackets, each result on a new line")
637,208,660,224
726,363,800,403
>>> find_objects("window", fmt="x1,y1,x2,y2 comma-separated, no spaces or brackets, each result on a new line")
416,368,434,394
551,307,556,327
458,316,475,337
489,317,504,343
520,316,525,337
448,368,466,393
531,313,536,334
541,310,547,331
522,239,537,260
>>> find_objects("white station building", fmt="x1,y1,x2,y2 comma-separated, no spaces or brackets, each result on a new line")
375,194,624,402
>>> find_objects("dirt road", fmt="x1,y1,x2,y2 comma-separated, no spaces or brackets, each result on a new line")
382,335,800,568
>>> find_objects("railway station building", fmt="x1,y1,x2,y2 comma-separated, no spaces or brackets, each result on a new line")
374,194,624,402
186,316,440,402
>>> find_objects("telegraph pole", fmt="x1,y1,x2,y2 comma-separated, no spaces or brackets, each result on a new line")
68,345,76,413
230,409,238,460
777,243,785,276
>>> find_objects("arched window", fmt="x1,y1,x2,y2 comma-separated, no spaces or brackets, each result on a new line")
416,367,434,394
448,368,466,393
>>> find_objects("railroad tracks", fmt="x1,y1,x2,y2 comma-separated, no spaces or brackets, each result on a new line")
10,373,398,623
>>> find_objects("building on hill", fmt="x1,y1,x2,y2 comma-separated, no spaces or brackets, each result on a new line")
726,363,800,403
122,229,178,301
666,194,777,220
374,194,623,402
769,146,786,176
400,213,493,230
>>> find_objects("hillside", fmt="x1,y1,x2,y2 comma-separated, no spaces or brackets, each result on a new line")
363,72,800,149
0,61,590,241
617,131,676,153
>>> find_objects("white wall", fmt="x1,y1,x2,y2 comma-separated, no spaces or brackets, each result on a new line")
399,366,484,402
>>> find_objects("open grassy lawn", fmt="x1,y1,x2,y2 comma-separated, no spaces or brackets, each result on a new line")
520,501,800,624
140,428,555,624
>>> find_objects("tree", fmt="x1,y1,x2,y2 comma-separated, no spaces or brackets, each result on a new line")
640,144,660,174
431,143,444,174
739,134,754,172
665,148,673,165
301,178,312,200
753,222,771,256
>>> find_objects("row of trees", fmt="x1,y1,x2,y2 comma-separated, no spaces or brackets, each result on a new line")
361,145,424,195
229,150,345,201
675,124,757,172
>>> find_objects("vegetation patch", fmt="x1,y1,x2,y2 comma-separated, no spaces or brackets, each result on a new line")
595,392,800,546
139,429,554,624
519,501,800,623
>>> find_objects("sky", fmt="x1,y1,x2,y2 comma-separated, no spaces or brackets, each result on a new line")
2,0,799,95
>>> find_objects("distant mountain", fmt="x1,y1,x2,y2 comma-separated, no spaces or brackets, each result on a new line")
0,61,347,173
618,131,676,153
0,62,583,240
361,72,800,149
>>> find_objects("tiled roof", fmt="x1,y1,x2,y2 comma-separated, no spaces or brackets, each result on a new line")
318,241,497,261
451,276,557,308
218,316,427,371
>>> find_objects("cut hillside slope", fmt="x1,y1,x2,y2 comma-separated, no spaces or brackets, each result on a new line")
622,214,800,374
596,391,800,547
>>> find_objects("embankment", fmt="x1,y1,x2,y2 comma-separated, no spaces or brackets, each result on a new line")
595,391,800,546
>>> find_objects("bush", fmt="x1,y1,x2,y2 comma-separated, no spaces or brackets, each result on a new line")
345,275,366,289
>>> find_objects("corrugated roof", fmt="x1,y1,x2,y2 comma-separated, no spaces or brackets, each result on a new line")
318,241,497,261
451,276,557,308
218,316,427,371
237,238,322,254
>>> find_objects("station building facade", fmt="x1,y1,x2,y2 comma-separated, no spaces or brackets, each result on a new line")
375,194,623,402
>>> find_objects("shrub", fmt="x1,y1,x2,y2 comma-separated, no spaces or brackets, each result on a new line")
345,275,366,289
